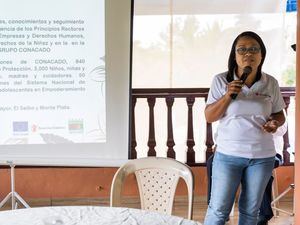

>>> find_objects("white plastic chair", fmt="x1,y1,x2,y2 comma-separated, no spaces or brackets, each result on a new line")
271,169,295,216
110,157,194,220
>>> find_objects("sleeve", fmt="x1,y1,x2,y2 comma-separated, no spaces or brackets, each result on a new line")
273,121,287,137
206,74,227,105
271,79,286,113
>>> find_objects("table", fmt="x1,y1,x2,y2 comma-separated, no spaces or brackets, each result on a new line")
0,206,202,225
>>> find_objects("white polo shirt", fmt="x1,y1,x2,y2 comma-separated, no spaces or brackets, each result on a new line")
206,71,286,158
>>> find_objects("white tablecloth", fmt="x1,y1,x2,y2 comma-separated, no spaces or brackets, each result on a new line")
0,206,202,225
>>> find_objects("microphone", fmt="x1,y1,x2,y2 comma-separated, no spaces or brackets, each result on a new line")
230,66,252,100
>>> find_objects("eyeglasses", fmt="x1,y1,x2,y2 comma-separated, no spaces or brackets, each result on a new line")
236,46,261,55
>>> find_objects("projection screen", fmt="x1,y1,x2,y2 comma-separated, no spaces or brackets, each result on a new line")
0,0,132,166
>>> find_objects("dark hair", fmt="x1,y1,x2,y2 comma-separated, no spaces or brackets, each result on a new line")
291,44,296,52
226,31,266,82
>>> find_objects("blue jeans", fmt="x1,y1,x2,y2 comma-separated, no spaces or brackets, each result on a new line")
204,151,275,225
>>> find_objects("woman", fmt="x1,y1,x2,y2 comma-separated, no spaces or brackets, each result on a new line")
203,31,286,225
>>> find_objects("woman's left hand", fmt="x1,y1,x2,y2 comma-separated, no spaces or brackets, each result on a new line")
262,119,279,133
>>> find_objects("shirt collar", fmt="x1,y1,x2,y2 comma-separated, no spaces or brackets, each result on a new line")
260,72,267,83
233,71,267,84
233,71,239,80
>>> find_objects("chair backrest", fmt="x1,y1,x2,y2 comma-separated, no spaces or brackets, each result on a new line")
110,157,194,219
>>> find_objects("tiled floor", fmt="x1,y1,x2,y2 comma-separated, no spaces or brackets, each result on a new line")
0,196,294,224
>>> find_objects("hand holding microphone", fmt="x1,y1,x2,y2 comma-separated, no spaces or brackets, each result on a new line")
229,66,252,100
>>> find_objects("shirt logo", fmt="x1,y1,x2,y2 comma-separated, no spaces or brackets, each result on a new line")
255,92,271,98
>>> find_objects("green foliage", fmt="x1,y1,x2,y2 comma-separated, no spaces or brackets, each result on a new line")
282,66,296,86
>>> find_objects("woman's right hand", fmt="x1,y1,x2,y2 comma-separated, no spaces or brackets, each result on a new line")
226,80,244,99
205,80,244,123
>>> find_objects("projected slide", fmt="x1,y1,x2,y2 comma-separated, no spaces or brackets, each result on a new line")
0,0,105,144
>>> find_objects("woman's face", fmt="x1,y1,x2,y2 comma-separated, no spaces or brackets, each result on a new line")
235,36,262,73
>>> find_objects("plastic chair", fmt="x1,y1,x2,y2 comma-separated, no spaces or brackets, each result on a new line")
271,168,295,216
110,157,194,219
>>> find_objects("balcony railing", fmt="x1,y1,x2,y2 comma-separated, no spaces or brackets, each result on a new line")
130,87,295,166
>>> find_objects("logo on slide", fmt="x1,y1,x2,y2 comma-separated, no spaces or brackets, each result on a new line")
68,119,84,133
13,121,28,135
31,124,38,132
